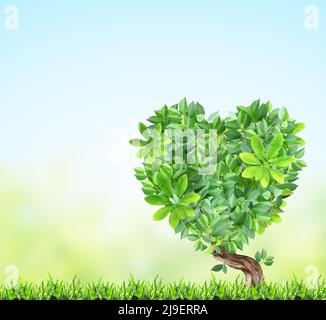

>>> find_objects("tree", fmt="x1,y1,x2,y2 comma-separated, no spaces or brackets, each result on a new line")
130,99,306,286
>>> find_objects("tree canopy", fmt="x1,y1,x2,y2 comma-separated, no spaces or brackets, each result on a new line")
130,99,305,258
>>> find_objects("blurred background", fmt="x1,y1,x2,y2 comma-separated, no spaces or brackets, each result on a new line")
0,0,325,284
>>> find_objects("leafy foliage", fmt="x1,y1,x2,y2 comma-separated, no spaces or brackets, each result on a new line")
211,264,228,274
130,99,306,257
255,249,274,266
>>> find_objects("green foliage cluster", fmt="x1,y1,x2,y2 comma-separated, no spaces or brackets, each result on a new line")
130,99,306,256
1,277,324,300
255,249,274,266
211,248,275,274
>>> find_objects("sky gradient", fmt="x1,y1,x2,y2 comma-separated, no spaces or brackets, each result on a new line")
0,1,325,283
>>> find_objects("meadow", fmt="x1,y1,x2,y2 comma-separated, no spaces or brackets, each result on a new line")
1,276,325,300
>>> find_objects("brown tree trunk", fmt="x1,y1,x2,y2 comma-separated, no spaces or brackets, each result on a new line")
213,248,263,286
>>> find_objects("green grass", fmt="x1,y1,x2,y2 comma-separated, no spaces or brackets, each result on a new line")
1,276,325,300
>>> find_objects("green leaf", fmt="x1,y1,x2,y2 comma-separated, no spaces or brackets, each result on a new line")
294,148,305,159
278,107,289,121
176,174,188,197
222,264,228,274
261,249,267,259
260,169,270,188
129,139,148,147
188,102,205,118
196,114,205,122
269,156,294,167
172,206,187,219
250,99,260,119
212,220,233,236
161,164,173,177
134,167,144,173
179,98,187,113
157,172,174,196
229,194,237,209
225,119,240,130
258,225,266,235
153,206,171,221
296,160,307,168
282,189,293,196
251,135,265,160
147,116,161,124
155,123,162,134
254,167,264,181
211,264,223,272
181,193,200,204
295,137,305,146
293,122,305,134
187,234,198,241
145,195,169,206
179,205,196,217
248,190,259,201
257,103,268,120
208,112,220,124
196,102,205,115
271,213,282,223
138,122,150,139
136,175,147,182
253,202,272,214
138,122,147,133
262,191,271,200
256,213,272,222
242,166,261,179
267,134,283,159
169,210,180,228
136,147,150,159
255,251,262,262
237,106,252,117
264,257,274,266
260,119,268,134
269,168,285,183
280,200,287,208
142,187,156,195
239,153,261,165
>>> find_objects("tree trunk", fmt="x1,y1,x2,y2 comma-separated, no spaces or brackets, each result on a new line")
213,248,263,286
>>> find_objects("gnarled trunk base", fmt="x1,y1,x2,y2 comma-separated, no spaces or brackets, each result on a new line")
213,248,263,286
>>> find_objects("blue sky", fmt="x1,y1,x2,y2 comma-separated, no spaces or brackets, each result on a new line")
0,0,325,173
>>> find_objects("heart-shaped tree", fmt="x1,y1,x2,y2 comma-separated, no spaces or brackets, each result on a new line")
130,99,306,285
